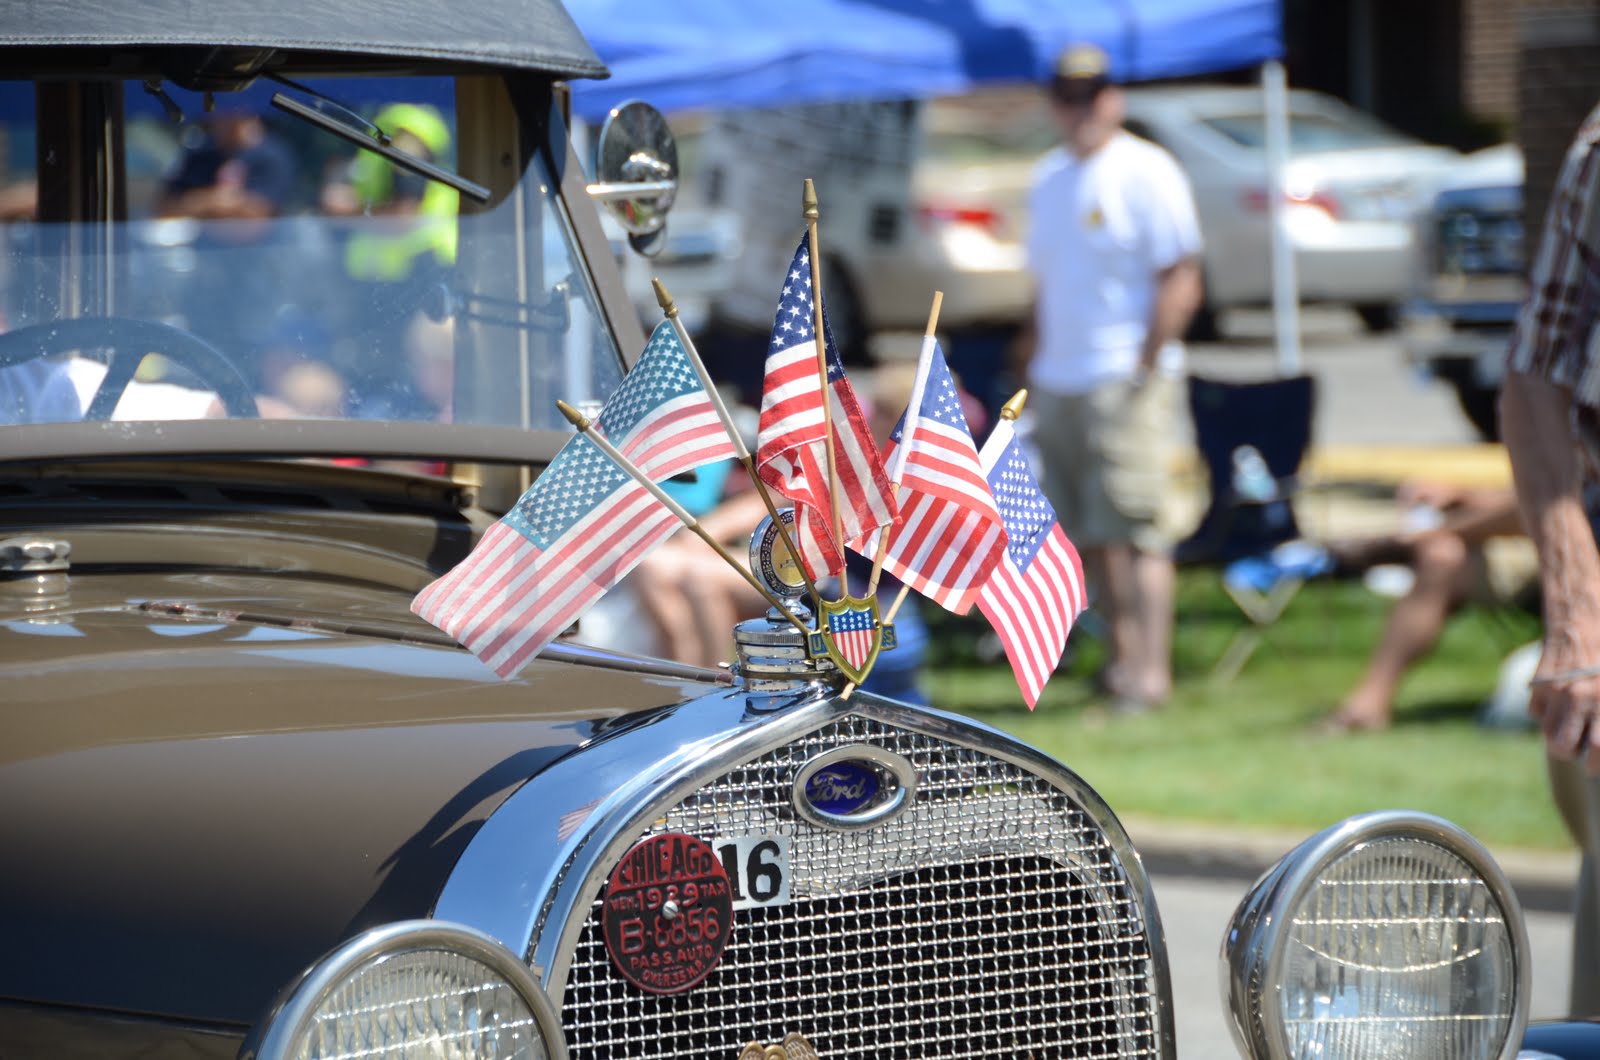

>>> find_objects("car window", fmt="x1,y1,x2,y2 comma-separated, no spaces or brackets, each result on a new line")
0,75,625,431
1200,109,1411,153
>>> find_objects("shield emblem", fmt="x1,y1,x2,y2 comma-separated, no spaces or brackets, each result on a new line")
814,594,883,685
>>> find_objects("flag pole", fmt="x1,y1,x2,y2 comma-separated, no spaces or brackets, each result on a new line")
866,290,942,598
803,178,849,594
556,400,813,639
882,387,1028,630
653,278,823,610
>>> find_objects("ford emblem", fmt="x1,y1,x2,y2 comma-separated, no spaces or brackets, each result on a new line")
792,745,916,830
804,762,880,816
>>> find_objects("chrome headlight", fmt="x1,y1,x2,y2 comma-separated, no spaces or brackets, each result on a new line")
245,920,567,1060
1221,811,1527,1060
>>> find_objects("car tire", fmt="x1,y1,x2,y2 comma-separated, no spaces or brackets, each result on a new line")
1355,302,1401,333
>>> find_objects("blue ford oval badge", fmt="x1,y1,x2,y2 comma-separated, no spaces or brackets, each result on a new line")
804,762,880,816
793,745,917,830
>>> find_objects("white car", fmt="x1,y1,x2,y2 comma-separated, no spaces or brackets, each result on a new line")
1117,84,1462,333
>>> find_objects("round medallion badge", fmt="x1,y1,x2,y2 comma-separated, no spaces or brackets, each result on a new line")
602,832,734,994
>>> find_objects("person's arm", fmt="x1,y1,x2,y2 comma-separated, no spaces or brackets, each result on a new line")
1500,369,1600,767
1133,150,1204,384
1134,256,1202,381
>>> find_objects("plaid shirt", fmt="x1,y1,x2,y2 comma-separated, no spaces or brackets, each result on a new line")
1506,101,1600,469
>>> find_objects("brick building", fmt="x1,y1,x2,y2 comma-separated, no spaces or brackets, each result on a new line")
1281,0,1599,225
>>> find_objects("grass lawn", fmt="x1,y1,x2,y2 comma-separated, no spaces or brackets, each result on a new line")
921,570,1571,852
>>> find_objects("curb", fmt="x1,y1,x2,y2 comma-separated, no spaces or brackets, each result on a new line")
1121,815,1579,916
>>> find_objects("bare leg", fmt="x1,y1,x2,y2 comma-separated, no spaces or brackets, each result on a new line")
1095,542,1142,699
682,558,765,667
1333,531,1475,729
631,549,707,666
1131,547,1175,704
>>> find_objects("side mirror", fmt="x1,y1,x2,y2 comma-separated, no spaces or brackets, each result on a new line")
588,101,677,257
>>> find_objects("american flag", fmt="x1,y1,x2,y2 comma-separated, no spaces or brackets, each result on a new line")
756,238,896,579
855,337,1006,614
411,321,736,677
975,416,1087,708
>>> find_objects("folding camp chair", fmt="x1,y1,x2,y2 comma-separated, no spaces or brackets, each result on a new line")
1174,373,1330,681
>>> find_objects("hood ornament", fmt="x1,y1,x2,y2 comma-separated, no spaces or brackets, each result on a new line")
735,509,898,695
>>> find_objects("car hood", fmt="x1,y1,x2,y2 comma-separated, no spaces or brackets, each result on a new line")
0,570,718,1028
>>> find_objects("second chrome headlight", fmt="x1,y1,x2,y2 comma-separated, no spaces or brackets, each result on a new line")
1221,810,1527,1060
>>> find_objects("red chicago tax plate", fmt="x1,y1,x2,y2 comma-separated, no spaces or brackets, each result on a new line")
602,832,734,994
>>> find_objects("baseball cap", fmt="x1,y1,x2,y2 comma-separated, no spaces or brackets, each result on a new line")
1050,42,1112,104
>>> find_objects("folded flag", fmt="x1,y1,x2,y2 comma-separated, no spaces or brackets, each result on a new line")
853,335,1006,614
756,237,896,579
974,415,1087,708
412,320,736,677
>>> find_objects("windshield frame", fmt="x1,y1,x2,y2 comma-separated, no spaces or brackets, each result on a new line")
0,63,644,467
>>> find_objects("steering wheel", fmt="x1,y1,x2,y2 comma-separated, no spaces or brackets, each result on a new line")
0,316,260,420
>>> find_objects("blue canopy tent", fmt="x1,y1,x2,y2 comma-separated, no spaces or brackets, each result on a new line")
563,0,1282,121
564,0,1303,376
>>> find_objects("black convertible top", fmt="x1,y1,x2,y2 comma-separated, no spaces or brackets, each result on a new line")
0,0,609,79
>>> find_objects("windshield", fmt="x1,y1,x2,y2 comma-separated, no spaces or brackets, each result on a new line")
0,75,625,437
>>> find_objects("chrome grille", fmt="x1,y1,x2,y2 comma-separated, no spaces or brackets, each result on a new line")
556,714,1161,1058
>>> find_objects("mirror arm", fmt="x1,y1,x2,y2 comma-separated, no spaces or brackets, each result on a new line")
585,179,678,202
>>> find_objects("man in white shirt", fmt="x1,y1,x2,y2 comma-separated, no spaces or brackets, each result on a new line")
1020,43,1203,711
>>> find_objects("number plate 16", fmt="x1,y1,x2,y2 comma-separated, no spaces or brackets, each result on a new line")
715,834,791,910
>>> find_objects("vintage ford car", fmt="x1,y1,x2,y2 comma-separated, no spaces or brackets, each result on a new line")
0,1,1583,1058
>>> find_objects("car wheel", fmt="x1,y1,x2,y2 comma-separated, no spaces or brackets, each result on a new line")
822,261,870,367
1355,302,1401,333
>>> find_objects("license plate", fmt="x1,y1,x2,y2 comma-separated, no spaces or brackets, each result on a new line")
714,834,791,910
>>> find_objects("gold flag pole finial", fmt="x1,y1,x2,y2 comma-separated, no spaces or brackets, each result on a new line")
555,399,813,639
651,277,823,611
803,178,849,597
651,277,679,319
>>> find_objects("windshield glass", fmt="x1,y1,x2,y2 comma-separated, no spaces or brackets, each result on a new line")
0,75,624,433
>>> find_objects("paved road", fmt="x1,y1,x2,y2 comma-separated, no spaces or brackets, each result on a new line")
1186,306,1482,450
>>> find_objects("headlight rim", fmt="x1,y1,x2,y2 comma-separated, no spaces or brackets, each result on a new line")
1225,809,1530,1060
243,918,568,1060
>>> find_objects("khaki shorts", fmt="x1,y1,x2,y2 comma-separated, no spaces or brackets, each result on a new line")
1030,377,1179,554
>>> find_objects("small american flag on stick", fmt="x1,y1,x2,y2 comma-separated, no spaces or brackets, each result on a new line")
854,337,1006,614
411,320,736,677
974,407,1087,708
756,238,896,580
